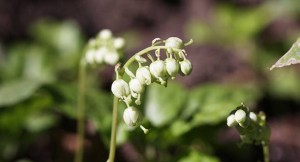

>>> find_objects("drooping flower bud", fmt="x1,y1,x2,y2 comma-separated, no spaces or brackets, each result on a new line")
165,58,179,78
227,114,237,127
129,78,144,94
165,37,184,50
150,60,167,78
111,79,130,99
249,112,257,122
99,29,112,40
85,49,96,64
123,107,141,127
136,66,152,85
113,37,125,49
94,47,109,64
104,50,119,65
179,59,192,76
235,109,246,124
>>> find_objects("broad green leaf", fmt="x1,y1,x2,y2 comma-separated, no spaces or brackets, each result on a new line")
270,38,300,70
179,151,220,162
171,84,260,136
0,79,41,107
145,82,187,127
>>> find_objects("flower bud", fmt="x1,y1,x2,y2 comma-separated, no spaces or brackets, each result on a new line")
249,112,257,122
136,66,152,85
227,114,237,127
113,37,125,49
85,49,96,64
99,29,112,40
129,78,144,94
123,107,141,127
165,58,179,77
235,109,246,124
104,50,119,65
179,60,192,76
165,37,184,49
111,79,130,99
94,47,108,63
150,60,167,78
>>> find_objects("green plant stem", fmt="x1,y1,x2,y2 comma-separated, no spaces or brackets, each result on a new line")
123,46,175,70
262,142,269,162
108,96,119,162
74,60,86,162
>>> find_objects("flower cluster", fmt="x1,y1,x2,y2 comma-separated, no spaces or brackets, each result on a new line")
84,29,125,66
111,37,193,133
227,104,270,145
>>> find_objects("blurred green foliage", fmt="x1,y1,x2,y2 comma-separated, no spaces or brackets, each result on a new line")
0,1,300,161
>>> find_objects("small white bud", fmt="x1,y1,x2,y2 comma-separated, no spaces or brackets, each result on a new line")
227,114,237,127
249,112,257,122
85,49,96,64
99,29,112,40
113,37,125,49
123,107,141,127
165,58,179,77
136,66,152,85
94,47,108,63
111,79,130,99
104,50,119,65
235,109,246,124
129,78,144,94
150,60,167,78
179,60,192,75
165,37,184,49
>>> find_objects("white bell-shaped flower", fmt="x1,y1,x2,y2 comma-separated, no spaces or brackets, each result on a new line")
235,109,246,124
99,29,112,40
227,114,237,127
165,37,184,49
150,60,167,79
111,79,130,99
113,37,125,49
129,78,144,94
165,58,179,77
123,107,141,127
104,50,120,65
94,47,108,64
249,112,257,122
180,59,192,76
85,49,96,64
136,66,152,85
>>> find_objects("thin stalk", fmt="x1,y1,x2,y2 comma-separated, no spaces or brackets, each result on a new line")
123,46,174,69
74,60,86,162
262,142,269,162
108,96,119,162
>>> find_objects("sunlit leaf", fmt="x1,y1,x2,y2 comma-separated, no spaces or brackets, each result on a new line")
171,84,260,137
145,82,187,127
270,38,300,70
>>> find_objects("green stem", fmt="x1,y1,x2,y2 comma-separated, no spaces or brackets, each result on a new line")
108,96,119,162
262,142,269,162
74,60,86,162
122,46,175,70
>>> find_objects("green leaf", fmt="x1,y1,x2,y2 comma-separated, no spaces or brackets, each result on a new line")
145,82,187,127
0,79,41,107
270,37,300,70
171,84,260,137
179,151,220,162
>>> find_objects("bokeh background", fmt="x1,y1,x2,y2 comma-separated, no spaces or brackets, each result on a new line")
1,0,300,162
